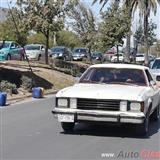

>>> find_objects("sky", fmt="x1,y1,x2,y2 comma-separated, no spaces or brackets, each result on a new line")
0,0,160,40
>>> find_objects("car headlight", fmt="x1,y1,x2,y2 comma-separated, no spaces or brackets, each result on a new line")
130,102,143,112
59,53,63,56
120,101,128,111
57,98,68,107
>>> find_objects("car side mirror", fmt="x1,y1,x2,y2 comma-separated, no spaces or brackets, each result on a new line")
150,80,156,86
156,76,160,81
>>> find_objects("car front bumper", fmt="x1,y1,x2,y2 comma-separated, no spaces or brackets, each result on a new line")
52,108,145,124
0,54,7,60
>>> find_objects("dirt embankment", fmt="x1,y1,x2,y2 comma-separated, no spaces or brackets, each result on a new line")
0,61,74,98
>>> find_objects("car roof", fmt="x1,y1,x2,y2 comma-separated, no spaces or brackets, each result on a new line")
51,46,65,48
90,63,148,70
136,53,145,55
0,41,13,43
26,44,44,46
155,57,160,60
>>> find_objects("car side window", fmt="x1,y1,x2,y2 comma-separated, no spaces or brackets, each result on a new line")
145,69,154,83
10,43,15,48
15,43,19,48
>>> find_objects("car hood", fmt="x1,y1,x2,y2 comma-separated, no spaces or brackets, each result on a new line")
150,69,160,75
56,83,149,101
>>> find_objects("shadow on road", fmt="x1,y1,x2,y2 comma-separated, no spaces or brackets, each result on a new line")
61,120,160,139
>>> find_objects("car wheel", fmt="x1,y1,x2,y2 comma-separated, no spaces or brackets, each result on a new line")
151,105,160,121
138,112,149,136
7,54,11,60
61,122,75,132
63,56,66,61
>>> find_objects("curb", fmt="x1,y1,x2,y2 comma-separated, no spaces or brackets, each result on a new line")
6,90,58,105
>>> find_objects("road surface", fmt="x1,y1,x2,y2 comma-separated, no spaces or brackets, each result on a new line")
0,96,160,160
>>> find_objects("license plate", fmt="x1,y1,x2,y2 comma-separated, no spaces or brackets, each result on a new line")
58,114,74,122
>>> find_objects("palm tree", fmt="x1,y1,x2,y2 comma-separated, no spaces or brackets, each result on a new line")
134,0,160,64
93,0,160,64
93,0,134,62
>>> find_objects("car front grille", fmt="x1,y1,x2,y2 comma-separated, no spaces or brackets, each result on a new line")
77,98,120,111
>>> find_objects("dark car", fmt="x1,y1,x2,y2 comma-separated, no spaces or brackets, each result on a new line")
50,46,72,61
91,52,104,62
72,48,88,61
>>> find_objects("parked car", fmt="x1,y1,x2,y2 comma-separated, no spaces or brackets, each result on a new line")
24,44,46,61
91,52,104,62
111,53,124,62
150,58,160,82
103,51,115,62
136,53,145,63
0,41,25,61
52,63,160,135
72,48,88,61
50,46,72,61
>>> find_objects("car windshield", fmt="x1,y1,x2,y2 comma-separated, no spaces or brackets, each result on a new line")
80,68,147,86
74,48,87,53
152,60,160,69
136,55,144,57
25,45,41,50
93,53,101,56
0,42,11,48
51,47,64,52
114,54,123,56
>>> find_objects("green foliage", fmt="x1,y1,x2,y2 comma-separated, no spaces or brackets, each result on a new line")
0,7,28,46
134,21,157,47
27,33,54,48
21,76,33,91
66,1,98,62
17,0,65,64
56,31,83,49
0,81,18,94
99,3,130,50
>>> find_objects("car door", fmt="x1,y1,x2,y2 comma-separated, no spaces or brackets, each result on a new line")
145,69,160,112
9,42,17,59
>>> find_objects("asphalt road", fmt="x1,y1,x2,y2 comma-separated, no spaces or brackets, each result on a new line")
0,96,160,160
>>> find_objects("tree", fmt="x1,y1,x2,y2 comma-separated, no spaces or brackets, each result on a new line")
135,0,160,64
0,7,28,46
134,21,157,52
56,31,83,49
99,4,130,54
17,0,65,64
67,1,98,63
93,0,160,64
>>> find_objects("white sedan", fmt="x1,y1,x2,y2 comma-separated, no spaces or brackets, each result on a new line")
52,64,160,135
24,44,45,61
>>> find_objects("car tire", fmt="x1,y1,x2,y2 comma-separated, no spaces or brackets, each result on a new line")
7,54,11,60
151,105,160,121
61,122,75,132
137,112,149,136
63,56,66,61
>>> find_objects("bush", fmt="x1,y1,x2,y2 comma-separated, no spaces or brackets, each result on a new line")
0,81,18,94
21,76,33,91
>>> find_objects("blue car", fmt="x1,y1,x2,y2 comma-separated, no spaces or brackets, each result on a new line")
0,41,25,61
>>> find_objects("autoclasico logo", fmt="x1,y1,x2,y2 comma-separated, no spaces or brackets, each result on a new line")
101,150,160,159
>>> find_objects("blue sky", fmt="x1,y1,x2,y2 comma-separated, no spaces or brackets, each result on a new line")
1,0,160,39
